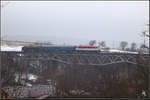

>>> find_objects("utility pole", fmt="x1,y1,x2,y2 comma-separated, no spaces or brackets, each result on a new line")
0,1,10,96
112,41,114,49
145,23,150,98
141,24,149,97
143,31,146,48
148,24,150,98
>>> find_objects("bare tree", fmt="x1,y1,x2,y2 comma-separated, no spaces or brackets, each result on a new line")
120,41,128,50
141,24,149,49
98,41,106,48
135,24,150,98
135,56,149,97
130,42,137,52
146,24,150,97
1,53,18,87
89,40,96,46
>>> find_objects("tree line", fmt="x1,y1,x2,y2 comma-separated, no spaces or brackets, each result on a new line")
88,40,148,53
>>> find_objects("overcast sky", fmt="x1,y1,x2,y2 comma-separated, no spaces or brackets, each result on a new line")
1,1,149,47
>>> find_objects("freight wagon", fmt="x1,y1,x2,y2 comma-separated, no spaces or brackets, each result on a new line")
22,46,76,52
39,46,76,51
22,46,100,53
76,46,99,51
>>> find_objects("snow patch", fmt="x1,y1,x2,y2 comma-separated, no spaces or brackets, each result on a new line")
1,45,23,51
107,49,138,54
15,73,38,82
26,83,32,87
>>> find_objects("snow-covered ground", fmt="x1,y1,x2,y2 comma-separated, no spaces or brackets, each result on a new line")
1,45,23,51
15,73,38,83
3,85,55,98
108,49,138,54
101,48,138,54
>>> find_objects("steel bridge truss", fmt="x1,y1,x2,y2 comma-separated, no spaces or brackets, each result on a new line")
14,52,149,66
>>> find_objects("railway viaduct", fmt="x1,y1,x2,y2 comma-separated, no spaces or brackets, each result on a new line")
3,51,149,66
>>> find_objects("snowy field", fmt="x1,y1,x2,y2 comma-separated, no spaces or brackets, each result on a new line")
1,45,23,51
3,85,55,98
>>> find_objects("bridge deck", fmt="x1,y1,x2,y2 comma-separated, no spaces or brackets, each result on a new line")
1,51,149,66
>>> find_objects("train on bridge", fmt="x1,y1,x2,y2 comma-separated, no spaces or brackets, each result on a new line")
22,46,139,54
1,45,140,54
22,46,100,52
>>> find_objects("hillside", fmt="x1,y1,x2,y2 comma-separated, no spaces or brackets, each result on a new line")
1,40,53,47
